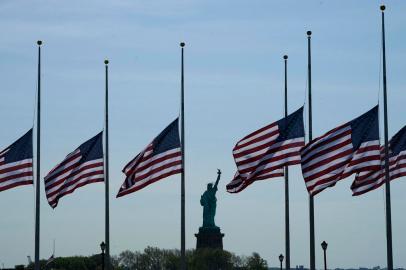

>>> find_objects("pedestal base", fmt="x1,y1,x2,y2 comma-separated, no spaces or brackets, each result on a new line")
195,227,224,250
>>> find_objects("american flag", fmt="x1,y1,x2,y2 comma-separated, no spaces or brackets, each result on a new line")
44,132,104,208
226,107,304,193
0,129,33,192
226,170,283,193
301,106,381,196
117,118,182,197
351,125,406,196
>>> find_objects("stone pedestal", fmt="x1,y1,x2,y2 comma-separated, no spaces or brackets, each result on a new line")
195,226,224,250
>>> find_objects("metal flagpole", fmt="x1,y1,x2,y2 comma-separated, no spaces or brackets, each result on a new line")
180,42,186,270
104,59,111,270
380,5,393,270
307,31,316,270
283,55,290,270
35,40,42,270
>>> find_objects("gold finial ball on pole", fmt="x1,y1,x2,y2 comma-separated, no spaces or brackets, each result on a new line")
104,59,109,65
37,40,42,46
283,55,288,60
380,5,386,11
307,31,312,36
180,42,185,47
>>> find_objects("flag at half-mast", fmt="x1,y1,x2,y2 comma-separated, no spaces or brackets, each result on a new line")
301,106,381,196
226,107,305,193
117,118,182,197
0,129,33,192
351,125,406,196
44,132,104,208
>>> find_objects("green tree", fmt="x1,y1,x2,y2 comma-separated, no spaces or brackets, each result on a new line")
230,254,248,269
111,254,124,269
27,255,105,270
245,252,268,270
118,250,139,269
163,249,181,270
24,247,268,270
137,246,167,269
189,248,234,270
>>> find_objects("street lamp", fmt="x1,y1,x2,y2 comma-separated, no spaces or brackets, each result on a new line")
321,241,328,270
279,254,284,270
100,241,106,270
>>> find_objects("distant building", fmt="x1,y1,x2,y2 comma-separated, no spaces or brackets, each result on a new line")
296,265,307,270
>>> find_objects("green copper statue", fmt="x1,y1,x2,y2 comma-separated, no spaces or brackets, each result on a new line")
200,169,221,228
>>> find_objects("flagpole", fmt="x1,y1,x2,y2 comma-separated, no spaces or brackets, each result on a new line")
180,41,186,270
34,40,42,270
380,5,393,270
180,42,186,270
104,59,111,270
307,31,316,270
283,54,290,270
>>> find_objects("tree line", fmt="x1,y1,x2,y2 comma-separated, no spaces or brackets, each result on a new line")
22,247,268,270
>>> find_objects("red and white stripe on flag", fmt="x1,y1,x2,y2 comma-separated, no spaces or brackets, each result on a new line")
227,108,305,193
117,118,182,198
301,106,381,195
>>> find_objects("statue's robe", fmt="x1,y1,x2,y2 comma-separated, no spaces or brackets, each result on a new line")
200,186,218,228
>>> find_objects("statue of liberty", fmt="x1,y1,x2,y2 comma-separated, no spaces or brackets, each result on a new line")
200,169,221,228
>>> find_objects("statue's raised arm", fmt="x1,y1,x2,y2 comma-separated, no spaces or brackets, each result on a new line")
214,169,221,189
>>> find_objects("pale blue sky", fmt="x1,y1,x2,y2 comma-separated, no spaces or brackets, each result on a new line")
1,0,406,268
